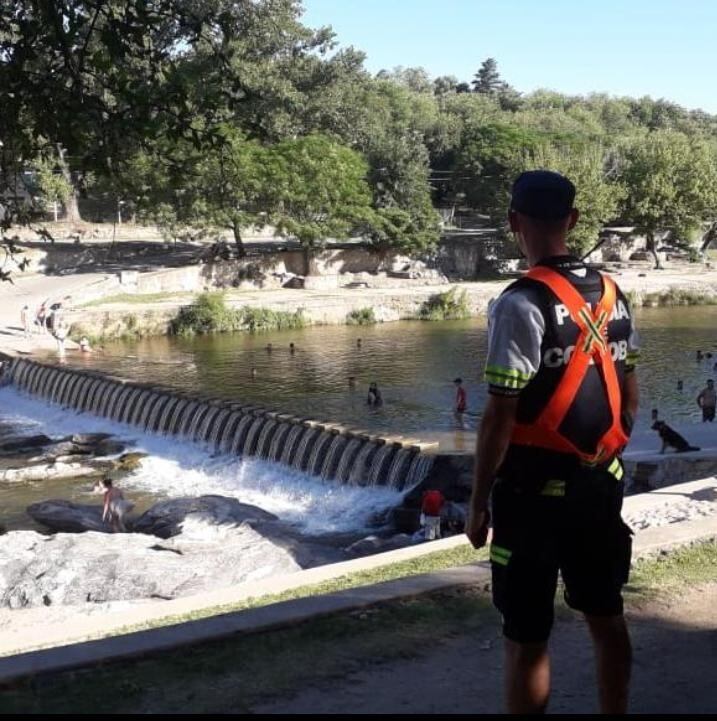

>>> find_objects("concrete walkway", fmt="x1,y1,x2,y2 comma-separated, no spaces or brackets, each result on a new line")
0,478,714,684
0,271,113,355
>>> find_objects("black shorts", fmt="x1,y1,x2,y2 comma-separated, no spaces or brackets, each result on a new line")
703,406,715,422
490,469,632,644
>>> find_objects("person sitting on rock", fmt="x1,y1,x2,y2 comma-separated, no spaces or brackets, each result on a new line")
420,488,445,541
102,477,133,532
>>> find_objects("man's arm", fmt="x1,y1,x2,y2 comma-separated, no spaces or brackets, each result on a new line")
466,394,519,548
622,371,639,433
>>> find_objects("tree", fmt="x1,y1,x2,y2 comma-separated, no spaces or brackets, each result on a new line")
379,66,434,94
34,154,74,222
519,144,625,256
453,123,540,221
472,58,502,95
619,131,717,267
122,128,272,256
0,0,340,275
267,135,375,273
433,75,458,96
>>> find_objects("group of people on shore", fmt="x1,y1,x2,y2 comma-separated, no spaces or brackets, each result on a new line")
22,301,70,357
20,299,93,359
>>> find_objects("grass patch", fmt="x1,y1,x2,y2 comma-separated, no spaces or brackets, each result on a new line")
346,307,377,325
0,587,496,714
101,544,488,639
2,541,715,714
625,539,717,600
628,287,717,308
170,292,306,336
419,287,471,320
81,292,187,307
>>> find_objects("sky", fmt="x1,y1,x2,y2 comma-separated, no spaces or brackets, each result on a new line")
302,0,717,113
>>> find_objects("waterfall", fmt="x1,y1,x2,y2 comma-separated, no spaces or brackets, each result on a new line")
306,430,334,477
230,415,255,455
168,398,190,435
105,383,127,421
146,394,170,432
6,360,435,492
405,453,435,489
348,441,379,485
367,444,397,486
91,379,111,415
208,408,232,448
242,415,268,456
52,371,71,405
137,392,160,429
218,411,243,452
255,419,279,459
385,448,414,490
198,406,222,444
293,427,319,471
178,401,200,438
268,423,291,462
335,438,363,483
279,424,304,466
157,396,180,435
187,403,210,441
320,434,347,479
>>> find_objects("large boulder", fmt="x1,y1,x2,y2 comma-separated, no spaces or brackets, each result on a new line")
27,495,278,537
132,495,278,539
344,533,417,557
27,500,108,533
0,527,302,609
0,435,54,454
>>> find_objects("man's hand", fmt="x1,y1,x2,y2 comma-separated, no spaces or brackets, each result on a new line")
466,506,491,549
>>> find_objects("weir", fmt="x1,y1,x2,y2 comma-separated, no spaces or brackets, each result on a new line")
6,359,435,491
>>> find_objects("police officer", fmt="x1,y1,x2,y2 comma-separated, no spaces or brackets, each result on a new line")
466,171,639,714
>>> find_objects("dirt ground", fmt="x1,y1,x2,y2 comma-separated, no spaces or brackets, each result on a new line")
253,583,717,715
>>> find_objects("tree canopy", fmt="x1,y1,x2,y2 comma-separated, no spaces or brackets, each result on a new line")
3,2,717,280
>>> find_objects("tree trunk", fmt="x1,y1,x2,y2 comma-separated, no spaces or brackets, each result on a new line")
56,144,82,224
646,232,662,270
700,222,717,253
232,222,246,258
303,246,312,276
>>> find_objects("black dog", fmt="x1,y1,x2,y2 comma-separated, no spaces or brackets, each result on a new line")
651,421,700,453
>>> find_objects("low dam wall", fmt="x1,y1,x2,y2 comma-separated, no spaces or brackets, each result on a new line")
7,359,435,492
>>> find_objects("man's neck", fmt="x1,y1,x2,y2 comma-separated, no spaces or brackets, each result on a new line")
527,240,570,266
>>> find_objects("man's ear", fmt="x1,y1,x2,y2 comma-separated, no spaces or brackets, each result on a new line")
567,208,580,230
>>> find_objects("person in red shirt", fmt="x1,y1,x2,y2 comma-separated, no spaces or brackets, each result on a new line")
421,489,445,540
454,377,467,428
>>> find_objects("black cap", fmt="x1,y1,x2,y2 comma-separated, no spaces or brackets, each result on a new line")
510,170,576,220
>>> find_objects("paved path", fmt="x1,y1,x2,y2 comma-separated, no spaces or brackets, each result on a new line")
0,272,111,355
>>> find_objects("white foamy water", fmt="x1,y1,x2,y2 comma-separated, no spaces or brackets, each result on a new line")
0,387,403,535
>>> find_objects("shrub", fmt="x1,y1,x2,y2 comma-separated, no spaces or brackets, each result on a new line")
346,307,377,325
419,288,471,320
171,293,306,335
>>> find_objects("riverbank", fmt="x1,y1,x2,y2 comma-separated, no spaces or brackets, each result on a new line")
3,262,717,352
64,265,717,343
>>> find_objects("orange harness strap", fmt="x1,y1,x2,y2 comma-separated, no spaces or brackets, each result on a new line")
510,266,628,463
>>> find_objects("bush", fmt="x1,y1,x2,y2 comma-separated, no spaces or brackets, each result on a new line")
638,288,717,307
688,247,703,264
171,292,237,335
171,293,306,335
419,288,471,320
239,306,306,332
346,307,377,325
